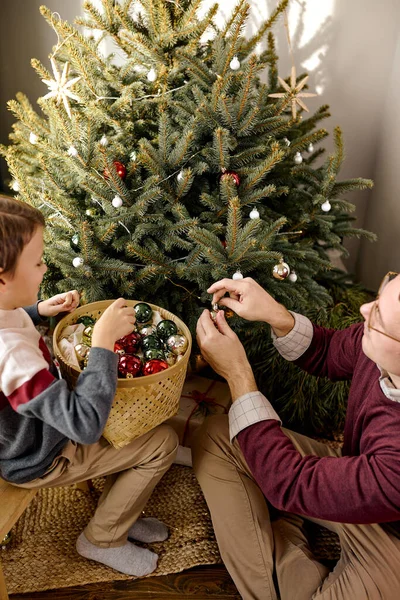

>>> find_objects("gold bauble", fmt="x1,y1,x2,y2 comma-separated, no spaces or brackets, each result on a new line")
272,261,290,280
164,350,177,366
82,325,94,346
75,343,91,366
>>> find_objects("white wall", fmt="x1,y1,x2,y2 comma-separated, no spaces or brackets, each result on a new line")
357,33,400,290
0,0,82,184
1,0,400,288
250,0,400,281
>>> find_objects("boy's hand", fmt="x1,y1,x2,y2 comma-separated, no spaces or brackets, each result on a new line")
208,277,294,337
92,298,136,352
38,290,80,318
196,309,257,400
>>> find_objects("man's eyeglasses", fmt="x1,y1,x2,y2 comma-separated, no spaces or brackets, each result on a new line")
367,272,400,342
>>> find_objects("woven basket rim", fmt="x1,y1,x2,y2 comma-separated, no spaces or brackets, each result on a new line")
53,299,192,387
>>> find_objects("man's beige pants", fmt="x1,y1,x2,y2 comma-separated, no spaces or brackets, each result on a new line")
14,424,178,547
192,415,400,600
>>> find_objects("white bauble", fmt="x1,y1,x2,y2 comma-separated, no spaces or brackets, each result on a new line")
294,152,303,164
29,132,38,144
288,271,298,282
147,67,157,82
321,200,331,212
100,135,109,146
249,207,260,220
112,195,123,208
232,270,244,280
230,56,241,71
67,146,78,157
72,257,84,268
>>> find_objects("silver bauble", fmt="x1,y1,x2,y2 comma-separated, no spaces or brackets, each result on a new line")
166,334,188,356
138,323,157,337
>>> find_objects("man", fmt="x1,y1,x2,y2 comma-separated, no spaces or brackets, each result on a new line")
192,273,400,600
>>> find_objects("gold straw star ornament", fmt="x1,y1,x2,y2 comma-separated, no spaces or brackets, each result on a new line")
41,58,81,119
269,66,317,119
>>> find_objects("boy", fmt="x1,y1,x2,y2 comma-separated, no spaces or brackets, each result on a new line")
193,275,400,599
0,195,178,576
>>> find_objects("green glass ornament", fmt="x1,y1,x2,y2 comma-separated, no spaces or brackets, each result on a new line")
76,315,95,327
70,233,80,252
134,302,153,323
142,334,162,351
156,319,178,341
82,325,94,346
144,348,165,360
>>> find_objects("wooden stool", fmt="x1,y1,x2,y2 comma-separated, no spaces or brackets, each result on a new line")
0,478,91,600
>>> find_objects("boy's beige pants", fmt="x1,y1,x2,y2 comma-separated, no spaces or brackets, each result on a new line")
14,424,178,547
192,415,400,600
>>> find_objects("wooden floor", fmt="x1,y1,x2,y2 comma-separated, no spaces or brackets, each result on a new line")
10,565,241,599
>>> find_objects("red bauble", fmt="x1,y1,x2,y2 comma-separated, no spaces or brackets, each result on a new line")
104,161,127,181
221,239,227,248
221,170,240,186
118,354,142,378
143,358,169,376
114,332,141,355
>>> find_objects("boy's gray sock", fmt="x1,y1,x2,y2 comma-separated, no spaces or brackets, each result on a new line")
128,517,169,543
76,532,158,576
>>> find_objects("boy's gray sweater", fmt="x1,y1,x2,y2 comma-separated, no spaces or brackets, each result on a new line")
0,304,118,483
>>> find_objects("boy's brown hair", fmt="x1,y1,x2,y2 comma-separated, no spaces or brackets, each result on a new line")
0,195,45,277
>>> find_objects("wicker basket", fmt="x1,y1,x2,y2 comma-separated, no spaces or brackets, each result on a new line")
53,300,192,449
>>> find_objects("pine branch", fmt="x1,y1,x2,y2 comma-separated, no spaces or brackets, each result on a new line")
240,149,285,192
241,0,289,55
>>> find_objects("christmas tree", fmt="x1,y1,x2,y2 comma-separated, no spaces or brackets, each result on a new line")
1,0,375,435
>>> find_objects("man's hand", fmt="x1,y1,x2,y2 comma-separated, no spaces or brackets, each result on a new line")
196,309,257,400
38,290,80,318
92,298,136,352
208,277,294,337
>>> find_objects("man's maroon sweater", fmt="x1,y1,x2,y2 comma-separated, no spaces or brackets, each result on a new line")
237,322,400,525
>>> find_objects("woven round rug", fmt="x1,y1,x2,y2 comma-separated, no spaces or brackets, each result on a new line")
1,465,222,595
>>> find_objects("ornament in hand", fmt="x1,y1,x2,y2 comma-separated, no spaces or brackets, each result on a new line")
134,302,153,323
